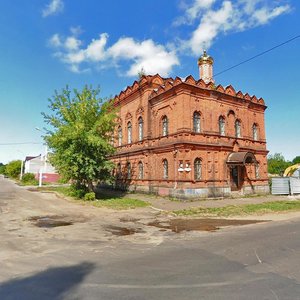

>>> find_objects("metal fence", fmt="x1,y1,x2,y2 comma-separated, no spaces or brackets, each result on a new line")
271,177,300,195
290,177,300,195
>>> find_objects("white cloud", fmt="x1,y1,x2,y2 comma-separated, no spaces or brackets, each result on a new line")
48,1,291,76
49,33,61,47
42,0,64,17
49,31,179,76
85,34,108,61
64,36,82,51
109,38,179,76
182,0,291,55
252,5,291,25
189,1,233,54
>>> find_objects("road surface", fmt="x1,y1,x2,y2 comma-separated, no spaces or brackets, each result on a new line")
1,177,300,299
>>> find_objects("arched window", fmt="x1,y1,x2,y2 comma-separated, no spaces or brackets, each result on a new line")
162,116,168,136
194,158,202,180
117,163,121,179
252,123,258,141
219,116,225,136
127,122,132,144
255,163,260,179
138,117,143,141
118,126,122,146
235,120,241,138
163,159,168,179
126,162,131,179
138,161,143,179
193,112,201,133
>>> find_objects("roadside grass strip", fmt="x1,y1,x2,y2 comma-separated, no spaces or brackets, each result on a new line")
173,201,300,217
92,198,150,210
37,186,149,210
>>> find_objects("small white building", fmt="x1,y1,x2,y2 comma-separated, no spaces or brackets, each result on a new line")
24,155,59,182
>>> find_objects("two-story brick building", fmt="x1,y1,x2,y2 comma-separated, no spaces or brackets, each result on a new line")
111,51,269,198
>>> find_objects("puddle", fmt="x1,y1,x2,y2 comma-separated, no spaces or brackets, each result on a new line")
105,225,144,236
148,218,266,233
28,215,74,228
119,217,140,223
27,188,39,192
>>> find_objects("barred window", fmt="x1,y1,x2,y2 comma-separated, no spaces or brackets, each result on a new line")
117,163,121,179
194,158,202,180
162,116,168,136
253,124,258,141
163,159,168,179
235,120,241,138
219,116,225,136
127,162,131,179
193,112,201,133
138,161,143,179
118,126,122,146
138,117,143,141
127,122,132,144
255,164,260,179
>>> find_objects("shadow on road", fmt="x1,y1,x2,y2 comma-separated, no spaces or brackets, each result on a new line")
0,262,94,300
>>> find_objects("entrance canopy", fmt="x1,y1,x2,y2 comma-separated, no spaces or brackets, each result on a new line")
227,152,257,166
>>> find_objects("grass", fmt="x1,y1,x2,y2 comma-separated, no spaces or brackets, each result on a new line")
92,198,149,210
173,201,300,217
37,186,150,210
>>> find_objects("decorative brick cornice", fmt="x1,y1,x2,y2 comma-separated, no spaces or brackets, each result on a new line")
113,74,266,108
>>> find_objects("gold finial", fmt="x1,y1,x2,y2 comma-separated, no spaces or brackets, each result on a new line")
198,50,214,65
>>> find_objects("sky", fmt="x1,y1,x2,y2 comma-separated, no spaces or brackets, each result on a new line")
0,0,299,164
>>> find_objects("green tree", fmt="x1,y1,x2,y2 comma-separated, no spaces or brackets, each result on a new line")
267,153,291,175
0,163,6,174
5,160,21,178
292,156,300,165
42,85,117,192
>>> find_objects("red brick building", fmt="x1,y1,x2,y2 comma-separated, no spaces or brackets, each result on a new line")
111,51,269,198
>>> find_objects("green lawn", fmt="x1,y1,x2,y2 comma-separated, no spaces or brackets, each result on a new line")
37,186,150,210
174,201,300,217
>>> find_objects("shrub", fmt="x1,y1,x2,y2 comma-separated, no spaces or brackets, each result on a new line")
84,192,96,201
21,173,38,185
68,184,87,199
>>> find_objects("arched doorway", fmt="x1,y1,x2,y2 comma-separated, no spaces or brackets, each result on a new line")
227,152,257,191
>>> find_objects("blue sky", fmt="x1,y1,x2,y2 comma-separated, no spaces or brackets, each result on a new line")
0,0,299,164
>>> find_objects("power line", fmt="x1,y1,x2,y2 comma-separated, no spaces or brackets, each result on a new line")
0,142,41,146
215,34,300,77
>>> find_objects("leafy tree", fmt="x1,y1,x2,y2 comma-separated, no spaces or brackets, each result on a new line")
5,160,21,178
42,85,117,192
267,153,291,175
0,163,6,174
292,156,300,165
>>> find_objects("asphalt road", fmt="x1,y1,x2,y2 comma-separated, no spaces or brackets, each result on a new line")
1,177,300,299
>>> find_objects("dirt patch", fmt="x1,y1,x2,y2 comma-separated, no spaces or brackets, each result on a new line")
105,225,145,236
148,218,267,233
28,215,85,228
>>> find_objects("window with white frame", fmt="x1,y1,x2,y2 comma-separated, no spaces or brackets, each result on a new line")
194,158,202,180
163,159,168,179
127,122,132,144
253,123,258,141
255,163,260,179
138,117,143,141
193,112,201,133
138,161,143,179
219,116,225,136
118,126,122,146
162,116,168,136
235,120,241,138
127,162,131,179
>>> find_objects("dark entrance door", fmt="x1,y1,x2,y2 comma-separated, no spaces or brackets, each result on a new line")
230,166,244,191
